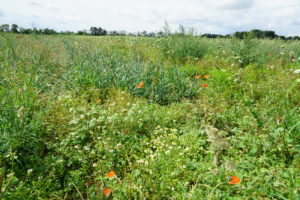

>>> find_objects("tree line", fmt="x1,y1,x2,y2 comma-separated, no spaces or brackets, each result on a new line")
0,24,162,37
0,23,299,40
232,29,300,40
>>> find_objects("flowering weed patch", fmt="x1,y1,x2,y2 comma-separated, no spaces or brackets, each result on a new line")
0,34,299,199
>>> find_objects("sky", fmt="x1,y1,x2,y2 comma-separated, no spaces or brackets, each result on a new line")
0,0,300,36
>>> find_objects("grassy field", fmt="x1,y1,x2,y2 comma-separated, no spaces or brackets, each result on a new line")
0,33,299,199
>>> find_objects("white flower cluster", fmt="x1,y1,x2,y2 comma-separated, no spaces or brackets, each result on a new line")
137,127,180,165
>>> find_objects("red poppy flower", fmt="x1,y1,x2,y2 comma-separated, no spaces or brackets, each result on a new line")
106,171,116,178
202,83,207,88
137,82,144,88
195,75,201,79
103,188,111,196
228,176,240,184
203,74,209,79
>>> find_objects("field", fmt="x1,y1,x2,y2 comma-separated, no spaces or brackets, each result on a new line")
0,33,299,199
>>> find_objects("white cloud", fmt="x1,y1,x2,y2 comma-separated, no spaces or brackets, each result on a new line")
207,0,255,10
0,9,4,17
0,0,300,35
29,1,42,6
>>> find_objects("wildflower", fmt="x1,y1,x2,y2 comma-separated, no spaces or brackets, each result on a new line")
203,74,209,79
137,82,144,88
268,52,273,55
97,98,103,103
7,173,15,178
293,69,300,74
103,188,111,196
106,170,116,178
202,83,207,88
116,143,122,147
268,65,275,69
195,75,201,79
228,176,240,184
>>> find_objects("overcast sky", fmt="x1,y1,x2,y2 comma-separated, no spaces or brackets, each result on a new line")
0,0,300,36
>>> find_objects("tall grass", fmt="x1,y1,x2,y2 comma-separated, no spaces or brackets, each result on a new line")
160,34,209,63
70,58,197,105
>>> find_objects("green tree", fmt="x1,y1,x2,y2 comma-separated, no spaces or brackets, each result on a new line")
0,24,10,32
77,30,87,35
11,24,19,33
264,31,276,39
19,27,33,34
90,27,107,36
233,31,248,39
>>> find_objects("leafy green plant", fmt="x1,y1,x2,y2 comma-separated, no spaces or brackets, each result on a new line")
230,35,259,67
160,34,208,63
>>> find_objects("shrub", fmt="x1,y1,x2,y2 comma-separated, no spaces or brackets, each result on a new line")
160,34,208,63
230,35,259,67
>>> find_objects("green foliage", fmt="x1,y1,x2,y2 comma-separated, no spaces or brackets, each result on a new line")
160,34,209,63
230,35,259,67
0,34,299,199
64,42,198,105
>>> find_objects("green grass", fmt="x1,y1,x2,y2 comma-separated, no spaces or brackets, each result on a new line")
0,33,299,199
